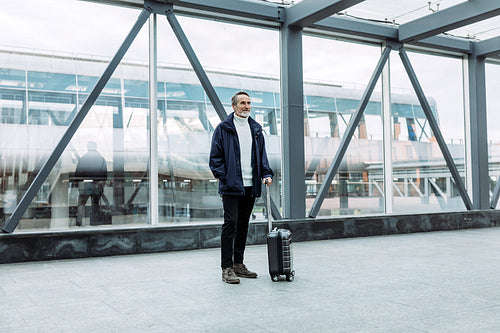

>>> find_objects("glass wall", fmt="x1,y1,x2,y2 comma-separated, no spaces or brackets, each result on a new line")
155,16,280,223
0,0,484,231
486,62,500,208
301,37,468,217
303,37,385,216
389,51,466,213
0,0,150,230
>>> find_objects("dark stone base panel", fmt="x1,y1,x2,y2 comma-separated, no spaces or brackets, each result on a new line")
1,210,500,264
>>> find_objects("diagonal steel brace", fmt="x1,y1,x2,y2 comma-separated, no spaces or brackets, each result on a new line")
308,45,393,218
2,8,152,233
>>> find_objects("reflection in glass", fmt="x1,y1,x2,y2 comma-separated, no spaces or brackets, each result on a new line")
74,141,108,226
303,39,384,216
0,42,473,230
390,51,466,213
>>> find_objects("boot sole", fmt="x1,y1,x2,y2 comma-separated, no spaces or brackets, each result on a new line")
235,273,257,278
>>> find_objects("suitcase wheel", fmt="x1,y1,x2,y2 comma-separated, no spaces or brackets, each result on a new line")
286,270,295,282
271,274,279,282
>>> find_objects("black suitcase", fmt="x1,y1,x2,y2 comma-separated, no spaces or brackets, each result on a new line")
265,182,295,282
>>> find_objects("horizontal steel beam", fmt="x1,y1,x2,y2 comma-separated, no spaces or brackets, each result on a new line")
399,0,500,43
411,35,472,54
310,16,472,54
80,0,283,23
311,15,398,40
286,0,365,28
474,36,500,57
80,0,480,54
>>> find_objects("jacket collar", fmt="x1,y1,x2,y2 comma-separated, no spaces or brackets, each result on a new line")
220,112,261,134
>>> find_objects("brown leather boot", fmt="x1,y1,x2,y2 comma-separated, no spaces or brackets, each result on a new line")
222,267,240,284
233,263,258,278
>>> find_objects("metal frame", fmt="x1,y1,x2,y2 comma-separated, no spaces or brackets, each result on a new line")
3,0,499,232
381,44,393,213
399,49,473,210
308,43,476,217
149,12,159,225
491,178,500,209
399,0,500,43
2,8,152,233
164,6,228,121
162,3,283,219
308,44,393,218
466,48,490,210
81,0,499,60
286,0,366,28
280,20,306,219
475,36,500,58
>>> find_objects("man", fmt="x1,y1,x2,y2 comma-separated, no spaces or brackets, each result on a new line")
74,141,107,226
209,91,274,284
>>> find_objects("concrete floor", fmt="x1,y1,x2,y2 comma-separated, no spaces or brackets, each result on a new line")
2,227,500,332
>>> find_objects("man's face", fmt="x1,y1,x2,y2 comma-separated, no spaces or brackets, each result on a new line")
233,94,251,118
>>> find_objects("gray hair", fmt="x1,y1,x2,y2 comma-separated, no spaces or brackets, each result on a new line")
231,91,250,106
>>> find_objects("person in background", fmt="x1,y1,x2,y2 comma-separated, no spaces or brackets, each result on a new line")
74,141,107,226
209,91,274,284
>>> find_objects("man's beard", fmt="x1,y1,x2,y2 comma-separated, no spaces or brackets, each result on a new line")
238,110,250,118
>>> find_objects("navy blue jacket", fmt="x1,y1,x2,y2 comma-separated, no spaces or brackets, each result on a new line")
209,112,273,197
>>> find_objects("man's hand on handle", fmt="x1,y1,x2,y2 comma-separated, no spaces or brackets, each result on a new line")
263,177,273,186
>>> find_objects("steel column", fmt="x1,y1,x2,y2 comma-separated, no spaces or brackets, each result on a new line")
149,13,159,225
399,49,473,210
1,8,152,233
381,45,393,213
280,24,306,219
467,53,489,210
308,45,392,218
114,82,126,211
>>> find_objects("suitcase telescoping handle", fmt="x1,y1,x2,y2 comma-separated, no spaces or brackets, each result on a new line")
265,179,272,233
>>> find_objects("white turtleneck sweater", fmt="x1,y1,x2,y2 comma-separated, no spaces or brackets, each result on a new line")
233,114,253,186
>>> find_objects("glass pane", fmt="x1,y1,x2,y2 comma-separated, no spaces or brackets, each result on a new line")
390,51,466,213
486,63,500,208
156,17,280,224
0,1,148,231
303,37,383,216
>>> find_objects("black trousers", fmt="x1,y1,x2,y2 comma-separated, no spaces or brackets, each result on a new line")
76,182,103,226
221,187,255,269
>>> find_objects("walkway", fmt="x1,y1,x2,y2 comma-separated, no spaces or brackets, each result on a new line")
2,227,500,332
